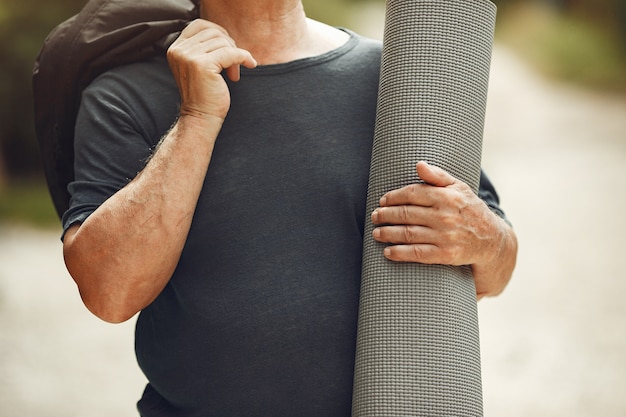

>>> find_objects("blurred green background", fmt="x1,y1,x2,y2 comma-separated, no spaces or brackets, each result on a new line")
0,0,625,228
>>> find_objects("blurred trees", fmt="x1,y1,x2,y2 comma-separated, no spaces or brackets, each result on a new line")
0,0,84,185
497,0,626,45
561,0,626,45
493,0,626,90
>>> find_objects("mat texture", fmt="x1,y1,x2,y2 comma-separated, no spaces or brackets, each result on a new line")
353,1,496,416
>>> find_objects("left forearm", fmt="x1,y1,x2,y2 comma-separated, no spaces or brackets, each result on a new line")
472,216,518,300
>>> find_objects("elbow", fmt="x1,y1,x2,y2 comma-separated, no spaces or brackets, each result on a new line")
75,283,139,323
63,229,141,324
81,295,139,324
70,271,141,323
68,265,141,324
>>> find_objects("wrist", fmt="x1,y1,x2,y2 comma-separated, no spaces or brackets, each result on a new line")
470,207,507,275
472,216,517,298
175,112,225,140
178,108,226,126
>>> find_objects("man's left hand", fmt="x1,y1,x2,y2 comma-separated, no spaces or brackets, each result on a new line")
371,161,517,299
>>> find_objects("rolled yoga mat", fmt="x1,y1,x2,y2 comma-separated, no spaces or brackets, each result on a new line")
353,0,496,416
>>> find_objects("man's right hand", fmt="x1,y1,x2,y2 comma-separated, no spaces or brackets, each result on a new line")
167,19,257,121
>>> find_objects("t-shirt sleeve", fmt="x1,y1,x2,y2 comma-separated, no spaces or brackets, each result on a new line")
478,169,511,226
62,60,177,239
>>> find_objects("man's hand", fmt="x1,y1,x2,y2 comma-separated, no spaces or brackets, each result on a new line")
167,19,257,121
371,161,517,299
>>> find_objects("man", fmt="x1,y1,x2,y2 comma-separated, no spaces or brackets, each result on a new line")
62,0,517,415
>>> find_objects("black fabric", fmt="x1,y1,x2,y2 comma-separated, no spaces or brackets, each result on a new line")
32,0,198,219
63,32,506,417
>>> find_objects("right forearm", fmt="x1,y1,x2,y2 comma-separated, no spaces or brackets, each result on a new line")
65,20,258,323
64,115,222,322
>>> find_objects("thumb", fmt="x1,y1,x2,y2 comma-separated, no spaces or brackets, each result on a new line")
416,161,456,187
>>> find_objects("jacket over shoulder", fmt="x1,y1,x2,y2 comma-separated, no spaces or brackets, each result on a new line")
32,0,198,219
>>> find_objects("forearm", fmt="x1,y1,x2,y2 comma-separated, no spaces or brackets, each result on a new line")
63,115,222,322
471,215,518,300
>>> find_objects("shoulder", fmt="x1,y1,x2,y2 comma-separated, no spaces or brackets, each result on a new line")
85,54,177,106
349,31,382,59
333,29,381,76
80,54,180,143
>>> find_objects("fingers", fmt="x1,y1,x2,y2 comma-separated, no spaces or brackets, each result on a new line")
378,162,457,208
372,204,448,226
380,243,448,265
167,19,256,119
373,224,440,246
372,224,462,265
170,23,256,78
371,161,473,265
416,161,456,187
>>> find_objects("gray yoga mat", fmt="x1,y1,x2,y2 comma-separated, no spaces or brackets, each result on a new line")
353,0,496,416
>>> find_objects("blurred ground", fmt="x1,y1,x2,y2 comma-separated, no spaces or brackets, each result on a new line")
2,9,626,417
479,46,626,417
0,225,146,417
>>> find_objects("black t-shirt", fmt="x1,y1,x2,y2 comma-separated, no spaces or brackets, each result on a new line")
64,31,507,417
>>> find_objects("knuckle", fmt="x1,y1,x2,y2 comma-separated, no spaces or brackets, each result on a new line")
402,226,416,243
189,18,205,28
444,244,463,264
439,247,456,264
400,205,411,222
214,37,233,49
411,245,427,261
445,228,460,244
408,184,421,198
166,45,180,60
439,211,457,228
452,188,471,209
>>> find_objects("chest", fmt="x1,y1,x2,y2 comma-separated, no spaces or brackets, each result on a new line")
194,72,379,231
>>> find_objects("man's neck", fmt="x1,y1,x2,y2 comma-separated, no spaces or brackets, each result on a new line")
200,0,349,65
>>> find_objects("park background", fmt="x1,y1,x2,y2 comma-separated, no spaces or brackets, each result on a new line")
1,0,626,415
